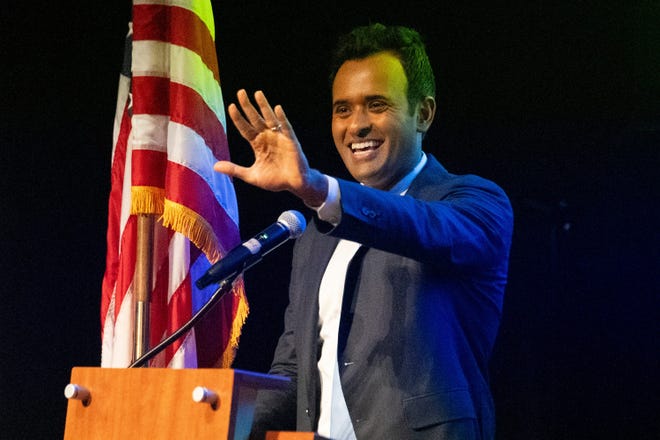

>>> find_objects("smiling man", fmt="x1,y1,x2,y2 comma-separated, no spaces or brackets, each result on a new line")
330,50,433,190
214,23,513,440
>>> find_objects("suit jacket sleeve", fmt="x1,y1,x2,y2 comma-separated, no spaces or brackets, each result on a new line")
323,172,513,271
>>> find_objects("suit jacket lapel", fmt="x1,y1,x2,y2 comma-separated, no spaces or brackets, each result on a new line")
407,154,450,198
295,219,341,425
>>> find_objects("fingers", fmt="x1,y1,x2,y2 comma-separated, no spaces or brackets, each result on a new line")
228,102,258,140
228,89,264,140
229,89,284,141
253,91,280,130
236,89,267,130
214,160,248,181
274,104,297,142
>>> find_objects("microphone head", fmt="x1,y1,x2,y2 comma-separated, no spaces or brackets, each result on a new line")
278,210,307,238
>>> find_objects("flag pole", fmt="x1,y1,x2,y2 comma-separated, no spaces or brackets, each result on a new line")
133,214,154,363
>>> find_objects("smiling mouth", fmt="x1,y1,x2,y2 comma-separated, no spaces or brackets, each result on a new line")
350,140,382,153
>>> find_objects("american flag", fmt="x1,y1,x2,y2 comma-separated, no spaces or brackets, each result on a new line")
101,0,247,368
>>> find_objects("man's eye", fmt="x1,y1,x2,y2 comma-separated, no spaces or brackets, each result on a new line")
335,106,350,116
369,101,387,111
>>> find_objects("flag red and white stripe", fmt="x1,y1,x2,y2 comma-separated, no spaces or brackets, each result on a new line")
101,0,246,368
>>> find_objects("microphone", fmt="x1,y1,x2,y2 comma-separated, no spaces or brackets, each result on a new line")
195,210,307,289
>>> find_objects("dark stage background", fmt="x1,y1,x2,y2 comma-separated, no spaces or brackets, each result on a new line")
1,1,658,438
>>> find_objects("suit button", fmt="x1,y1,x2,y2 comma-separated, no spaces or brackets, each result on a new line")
360,207,378,218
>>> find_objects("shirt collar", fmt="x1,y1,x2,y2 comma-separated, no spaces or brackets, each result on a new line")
389,152,427,195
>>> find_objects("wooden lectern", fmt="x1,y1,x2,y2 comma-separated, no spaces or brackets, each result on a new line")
63,367,296,440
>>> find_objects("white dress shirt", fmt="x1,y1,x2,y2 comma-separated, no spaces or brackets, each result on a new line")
314,153,427,439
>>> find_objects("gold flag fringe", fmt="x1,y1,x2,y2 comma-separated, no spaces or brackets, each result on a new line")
131,186,165,215
132,193,248,368
162,198,250,368
161,199,221,263
217,280,250,368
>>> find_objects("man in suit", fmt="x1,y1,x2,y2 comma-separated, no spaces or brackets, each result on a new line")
214,23,513,439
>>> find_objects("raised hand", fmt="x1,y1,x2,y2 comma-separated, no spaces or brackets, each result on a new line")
215,90,327,206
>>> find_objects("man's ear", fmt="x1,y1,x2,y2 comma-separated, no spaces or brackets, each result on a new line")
416,96,436,133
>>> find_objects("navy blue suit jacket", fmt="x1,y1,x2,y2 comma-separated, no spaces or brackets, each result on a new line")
250,155,513,439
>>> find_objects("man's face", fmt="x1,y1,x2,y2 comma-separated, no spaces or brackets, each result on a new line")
331,51,422,190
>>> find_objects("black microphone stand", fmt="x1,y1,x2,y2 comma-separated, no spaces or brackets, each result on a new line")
129,272,240,368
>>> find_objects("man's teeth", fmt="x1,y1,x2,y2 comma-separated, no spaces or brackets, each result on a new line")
351,140,380,151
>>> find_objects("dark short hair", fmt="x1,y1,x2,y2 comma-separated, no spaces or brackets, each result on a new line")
329,23,436,113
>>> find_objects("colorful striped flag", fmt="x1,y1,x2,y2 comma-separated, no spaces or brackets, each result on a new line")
101,0,247,368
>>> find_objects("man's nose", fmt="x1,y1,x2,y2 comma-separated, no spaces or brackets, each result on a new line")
349,109,372,138
356,126,371,137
